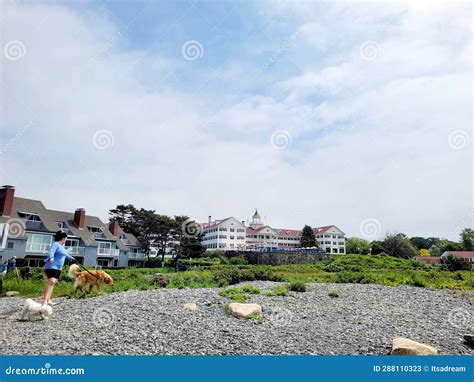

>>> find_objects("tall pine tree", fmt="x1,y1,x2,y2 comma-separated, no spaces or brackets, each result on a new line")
300,225,317,248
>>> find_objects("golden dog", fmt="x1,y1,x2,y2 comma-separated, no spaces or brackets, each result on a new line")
68,264,113,292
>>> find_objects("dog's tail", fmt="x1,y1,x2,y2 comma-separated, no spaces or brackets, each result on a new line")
68,264,80,279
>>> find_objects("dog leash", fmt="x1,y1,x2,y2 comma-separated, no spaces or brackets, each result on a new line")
72,259,101,280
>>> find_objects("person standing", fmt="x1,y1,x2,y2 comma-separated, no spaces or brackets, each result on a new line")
42,231,76,306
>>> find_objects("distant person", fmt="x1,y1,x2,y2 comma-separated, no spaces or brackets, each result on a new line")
8,256,16,271
42,231,76,307
0,261,7,278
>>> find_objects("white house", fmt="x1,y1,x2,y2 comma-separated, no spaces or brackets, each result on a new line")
201,216,246,250
314,225,346,254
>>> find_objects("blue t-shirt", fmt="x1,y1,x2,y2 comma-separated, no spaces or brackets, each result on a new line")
8,258,16,269
44,242,74,270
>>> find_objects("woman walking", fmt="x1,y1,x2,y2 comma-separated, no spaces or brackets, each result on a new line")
42,230,76,306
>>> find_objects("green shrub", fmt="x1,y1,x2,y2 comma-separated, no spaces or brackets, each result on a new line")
265,285,287,297
287,281,307,292
410,272,427,287
219,287,250,303
151,273,169,288
241,284,261,294
227,257,248,265
328,289,339,298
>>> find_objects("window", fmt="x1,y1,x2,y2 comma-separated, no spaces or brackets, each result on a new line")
230,228,235,232
98,242,112,254
325,248,331,253
230,236,234,240
65,239,79,247
332,248,338,253
26,234,52,252
97,259,109,267
18,212,41,222
338,242,344,245
339,248,345,253
7,242,14,249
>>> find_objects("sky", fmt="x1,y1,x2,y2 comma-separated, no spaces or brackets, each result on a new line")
0,0,472,241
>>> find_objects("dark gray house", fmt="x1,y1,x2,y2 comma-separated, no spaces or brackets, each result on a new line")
0,185,145,268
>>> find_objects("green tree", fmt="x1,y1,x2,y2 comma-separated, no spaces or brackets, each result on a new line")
300,225,317,248
410,236,430,250
172,216,206,269
346,237,371,255
382,233,418,258
109,204,137,235
371,240,387,255
460,228,474,251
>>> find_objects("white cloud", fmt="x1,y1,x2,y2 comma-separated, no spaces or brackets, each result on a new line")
1,2,472,241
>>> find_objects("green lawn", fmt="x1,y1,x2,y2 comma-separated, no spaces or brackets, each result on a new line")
1,254,472,299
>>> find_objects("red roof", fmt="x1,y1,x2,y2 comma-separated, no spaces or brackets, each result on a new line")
273,228,301,238
444,251,474,258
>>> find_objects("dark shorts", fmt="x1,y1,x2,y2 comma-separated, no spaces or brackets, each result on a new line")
45,269,61,280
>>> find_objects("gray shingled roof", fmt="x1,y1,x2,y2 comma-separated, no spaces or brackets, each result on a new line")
118,227,142,247
0,197,130,251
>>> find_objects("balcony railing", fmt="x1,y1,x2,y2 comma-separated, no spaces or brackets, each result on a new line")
66,246,85,255
97,248,120,257
128,252,145,259
25,243,50,253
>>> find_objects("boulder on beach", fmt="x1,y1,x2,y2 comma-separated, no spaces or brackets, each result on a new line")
391,337,438,355
228,303,262,318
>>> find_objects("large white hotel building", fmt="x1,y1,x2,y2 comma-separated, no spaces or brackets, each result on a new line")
201,210,346,254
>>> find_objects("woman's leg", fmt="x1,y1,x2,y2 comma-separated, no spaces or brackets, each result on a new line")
42,278,57,305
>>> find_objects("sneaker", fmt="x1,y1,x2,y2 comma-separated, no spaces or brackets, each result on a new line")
47,300,57,306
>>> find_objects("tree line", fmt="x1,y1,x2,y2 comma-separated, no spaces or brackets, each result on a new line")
346,228,473,258
109,204,205,266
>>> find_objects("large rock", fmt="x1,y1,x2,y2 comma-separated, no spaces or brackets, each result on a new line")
5,291,20,297
228,303,262,318
183,303,197,312
391,338,438,355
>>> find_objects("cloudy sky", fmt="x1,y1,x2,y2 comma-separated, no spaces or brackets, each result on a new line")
1,1,472,241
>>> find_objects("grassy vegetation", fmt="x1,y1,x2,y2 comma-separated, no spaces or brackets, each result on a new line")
328,289,340,298
1,254,472,299
287,281,307,292
265,285,288,297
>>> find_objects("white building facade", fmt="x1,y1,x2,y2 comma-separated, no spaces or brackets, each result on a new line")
201,210,346,253
202,217,247,250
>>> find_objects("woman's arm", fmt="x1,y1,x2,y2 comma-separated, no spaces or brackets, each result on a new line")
45,242,58,262
58,245,75,261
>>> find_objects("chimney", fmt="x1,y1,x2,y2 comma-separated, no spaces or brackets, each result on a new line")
109,220,119,237
74,208,86,229
0,185,15,217
241,220,245,226
208,215,212,224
